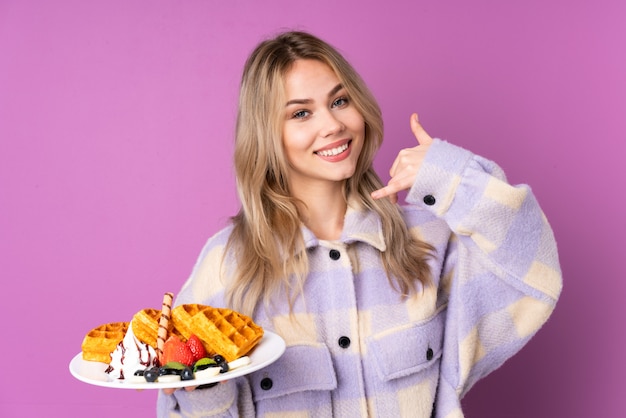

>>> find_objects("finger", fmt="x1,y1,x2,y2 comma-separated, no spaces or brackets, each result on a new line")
184,385,198,392
371,183,401,201
371,189,398,203
388,154,401,178
410,113,433,146
162,388,176,395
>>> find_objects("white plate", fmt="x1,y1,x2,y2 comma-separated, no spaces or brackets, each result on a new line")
69,330,285,390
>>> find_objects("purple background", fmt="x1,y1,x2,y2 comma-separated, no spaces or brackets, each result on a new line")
1,0,624,416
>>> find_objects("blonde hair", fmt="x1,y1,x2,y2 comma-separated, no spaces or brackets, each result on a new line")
225,31,432,315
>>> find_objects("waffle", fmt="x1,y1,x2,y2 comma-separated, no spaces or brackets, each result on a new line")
131,308,163,348
81,322,128,363
169,304,206,341
171,304,264,362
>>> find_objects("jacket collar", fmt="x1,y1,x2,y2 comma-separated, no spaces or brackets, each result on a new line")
301,201,387,252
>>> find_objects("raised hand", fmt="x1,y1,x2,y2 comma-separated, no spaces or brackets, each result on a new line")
371,113,434,203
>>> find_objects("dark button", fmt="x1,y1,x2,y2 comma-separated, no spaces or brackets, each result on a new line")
423,195,436,206
426,347,434,361
338,336,351,348
329,249,341,260
260,377,273,390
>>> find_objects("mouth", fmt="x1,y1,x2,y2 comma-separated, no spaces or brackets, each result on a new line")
314,140,351,157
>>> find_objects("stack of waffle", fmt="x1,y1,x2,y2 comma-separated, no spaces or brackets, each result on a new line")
80,295,263,365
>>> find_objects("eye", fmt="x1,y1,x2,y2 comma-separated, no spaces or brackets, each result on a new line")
291,109,310,119
332,96,349,108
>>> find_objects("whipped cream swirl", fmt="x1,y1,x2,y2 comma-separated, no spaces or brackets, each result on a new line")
105,323,158,380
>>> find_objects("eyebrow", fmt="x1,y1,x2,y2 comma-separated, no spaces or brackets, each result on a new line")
285,83,344,107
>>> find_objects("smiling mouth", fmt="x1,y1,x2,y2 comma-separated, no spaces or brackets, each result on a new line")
315,141,351,157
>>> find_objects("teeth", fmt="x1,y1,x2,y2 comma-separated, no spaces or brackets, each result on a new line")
317,143,348,157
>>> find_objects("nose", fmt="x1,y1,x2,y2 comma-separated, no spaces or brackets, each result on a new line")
319,110,344,137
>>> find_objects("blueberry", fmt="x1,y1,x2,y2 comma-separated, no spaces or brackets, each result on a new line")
181,367,194,381
213,355,226,364
219,362,230,373
144,367,159,382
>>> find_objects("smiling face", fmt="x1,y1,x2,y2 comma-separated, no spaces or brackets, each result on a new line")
282,59,365,194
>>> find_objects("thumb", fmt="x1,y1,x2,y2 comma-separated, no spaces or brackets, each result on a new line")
410,113,433,146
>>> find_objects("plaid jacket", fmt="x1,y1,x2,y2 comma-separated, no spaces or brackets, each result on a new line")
157,139,562,417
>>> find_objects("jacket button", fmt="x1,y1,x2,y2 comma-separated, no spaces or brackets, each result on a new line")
329,249,341,260
260,377,273,390
338,336,351,348
426,347,434,361
423,195,436,206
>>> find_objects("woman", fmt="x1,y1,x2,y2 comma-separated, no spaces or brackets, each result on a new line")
158,31,562,417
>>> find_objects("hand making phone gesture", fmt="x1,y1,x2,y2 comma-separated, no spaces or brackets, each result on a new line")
371,113,434,203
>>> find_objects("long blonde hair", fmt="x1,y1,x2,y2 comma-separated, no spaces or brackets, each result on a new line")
225,31,432,315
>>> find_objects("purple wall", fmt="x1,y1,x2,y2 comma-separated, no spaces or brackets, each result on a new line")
1,0,624,416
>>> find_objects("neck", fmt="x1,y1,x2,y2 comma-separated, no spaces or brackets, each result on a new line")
292,182,347,241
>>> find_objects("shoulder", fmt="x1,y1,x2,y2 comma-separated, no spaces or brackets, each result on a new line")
192,224,238,275
195,224,235,257
175,224,236,306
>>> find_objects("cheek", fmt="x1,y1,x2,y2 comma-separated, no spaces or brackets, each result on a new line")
281,129,305,167
282,125,312,154
345,111,365,136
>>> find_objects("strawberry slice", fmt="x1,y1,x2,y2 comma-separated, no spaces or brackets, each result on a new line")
162,335,194,366
186,334,208,362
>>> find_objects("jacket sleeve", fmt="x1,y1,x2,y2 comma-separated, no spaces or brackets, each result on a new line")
156,228,256,417
405,139,562,400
